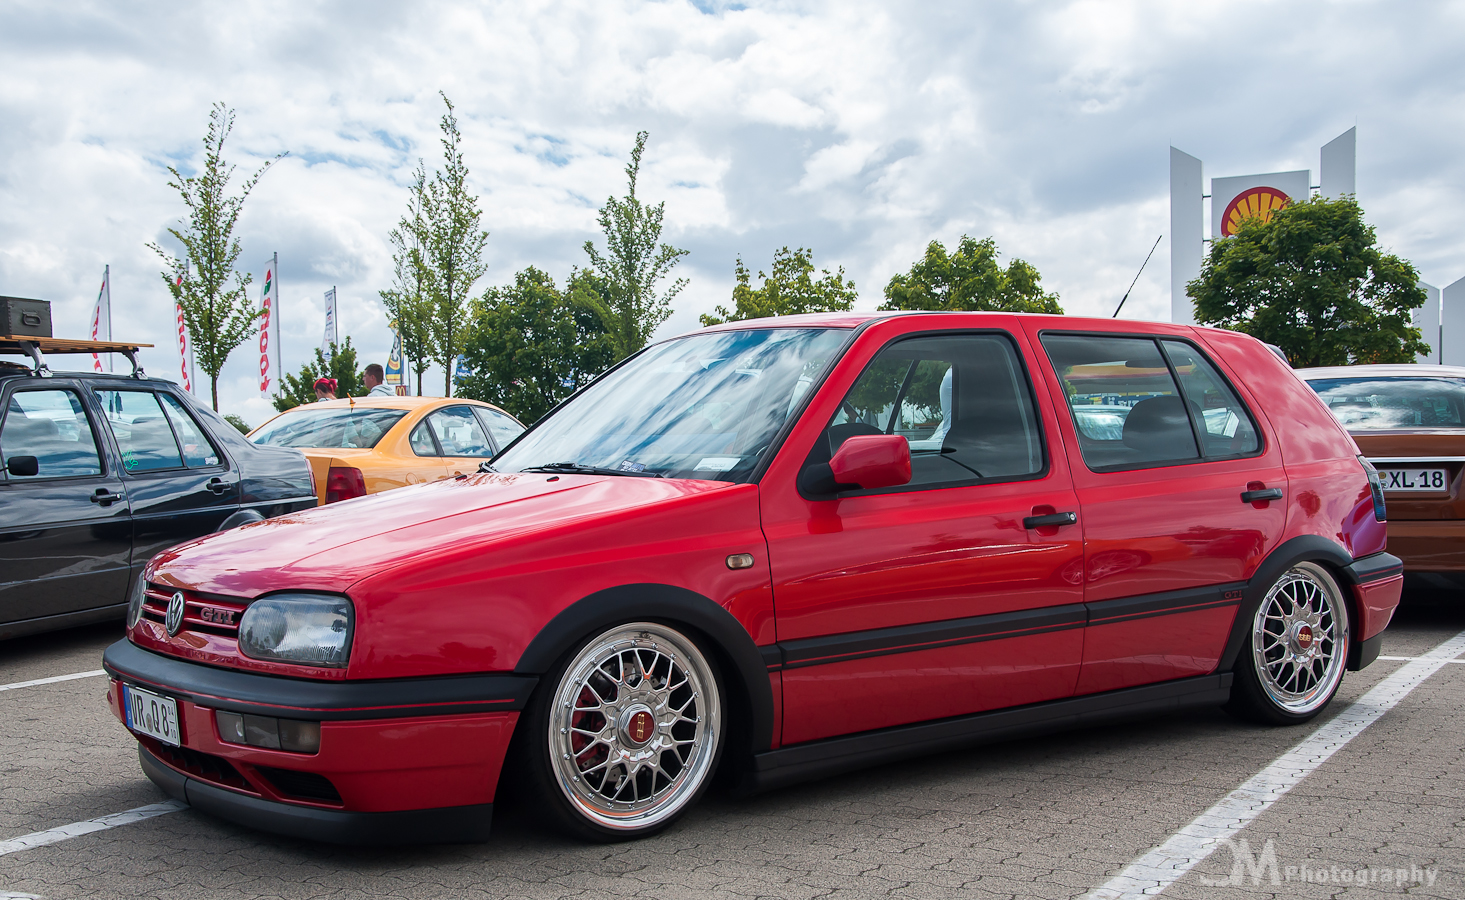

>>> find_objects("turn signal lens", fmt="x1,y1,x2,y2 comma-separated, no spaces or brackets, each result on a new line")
324,466,366,504
239,594,353,668
216,710,321,754
1358,455,1387,522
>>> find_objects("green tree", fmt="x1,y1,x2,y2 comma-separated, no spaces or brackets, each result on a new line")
270,339,364,412
581,131,688,360
699,247,858,326
380,161,435,395
880,235,1062,314
423,93,489,396
1189,195,1427,366
148,103,283,409
458,268,617,424
223,414,251,434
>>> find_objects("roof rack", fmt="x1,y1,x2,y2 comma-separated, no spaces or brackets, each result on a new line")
0,337,155,378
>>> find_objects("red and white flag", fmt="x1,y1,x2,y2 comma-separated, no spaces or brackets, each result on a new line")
174,267,195,394
258,254,279,396
89,265,110,372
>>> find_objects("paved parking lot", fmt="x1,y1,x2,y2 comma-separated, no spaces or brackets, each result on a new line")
2,588,1462,900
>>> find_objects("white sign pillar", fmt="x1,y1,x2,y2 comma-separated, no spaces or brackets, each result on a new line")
1320,127,1357,199
1443,276,1465,367
1169,147,1203,325
1414,282,1441,364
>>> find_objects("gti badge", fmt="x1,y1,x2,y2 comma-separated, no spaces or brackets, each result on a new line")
166,592,186,636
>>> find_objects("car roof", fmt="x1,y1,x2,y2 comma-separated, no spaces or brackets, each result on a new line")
691,310,1233,334
1295,364,1465,380
0,368,185,388
273,395,514,415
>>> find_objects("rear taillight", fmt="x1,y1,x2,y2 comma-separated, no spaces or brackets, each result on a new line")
323,466,367,504
1358,455,1387,522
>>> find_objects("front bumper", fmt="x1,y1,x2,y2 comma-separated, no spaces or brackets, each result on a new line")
104,640,535,844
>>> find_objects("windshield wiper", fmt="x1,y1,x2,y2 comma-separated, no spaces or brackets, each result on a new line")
519,462,665,478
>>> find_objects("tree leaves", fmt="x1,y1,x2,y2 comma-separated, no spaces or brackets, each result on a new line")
879,236,1062,314
699,246,857,326
1189,196,1427,367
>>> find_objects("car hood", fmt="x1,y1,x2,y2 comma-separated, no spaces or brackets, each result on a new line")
148,473,739,597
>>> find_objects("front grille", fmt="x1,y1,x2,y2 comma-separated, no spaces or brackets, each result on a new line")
141,584,247,637
142,737,255,794
254,766,343,804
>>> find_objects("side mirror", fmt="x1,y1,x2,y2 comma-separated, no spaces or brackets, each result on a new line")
6,455,39,477
799,434,912,496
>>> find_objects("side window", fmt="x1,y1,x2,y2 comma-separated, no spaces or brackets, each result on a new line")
1041,334,1199,471
409,420,440,457
158,394,222,467
818,333,1044,489
427,406,495,457
96,390,184,472
1159,341,1261,458
475,407,525,451
0,389,104,478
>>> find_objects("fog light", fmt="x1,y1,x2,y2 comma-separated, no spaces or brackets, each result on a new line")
215,711,320,754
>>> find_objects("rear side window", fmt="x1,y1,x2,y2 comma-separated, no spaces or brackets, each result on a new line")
427,406,495,457
157,393,222,467
1041,334,1259,472
0,389,104,478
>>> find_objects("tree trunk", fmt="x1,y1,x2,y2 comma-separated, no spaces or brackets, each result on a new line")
211,376,220,411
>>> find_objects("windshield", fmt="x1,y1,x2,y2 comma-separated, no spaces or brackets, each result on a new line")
495,327,850,480
1306,376,1465,430
250,407,408,449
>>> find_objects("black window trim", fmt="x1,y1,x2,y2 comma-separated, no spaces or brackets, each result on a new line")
0,382,111,482
1037,329,1267,475
798,327,1052,501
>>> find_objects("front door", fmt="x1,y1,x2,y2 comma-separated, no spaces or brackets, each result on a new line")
0,384,131,626
762,325,1086,745
1033,328,1287,695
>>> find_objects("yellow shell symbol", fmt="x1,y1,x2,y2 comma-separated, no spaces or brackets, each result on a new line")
1221,186,1290,236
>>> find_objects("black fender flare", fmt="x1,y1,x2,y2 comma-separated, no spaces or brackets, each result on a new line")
514,584,775,754
1215,534,1358,675
215,509,266,532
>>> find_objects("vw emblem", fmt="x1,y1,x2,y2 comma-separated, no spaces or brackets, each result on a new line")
165,592,186,636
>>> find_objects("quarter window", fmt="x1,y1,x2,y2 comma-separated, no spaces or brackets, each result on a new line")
158,393,222,467
815,333,1044,490
1159,341,1260,457
0,389,104,478
409,420,440,457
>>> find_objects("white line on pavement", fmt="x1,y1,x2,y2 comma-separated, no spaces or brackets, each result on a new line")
1378,655,1465,663
1085,628,1465,900
0,802,187,857
0,671,105,694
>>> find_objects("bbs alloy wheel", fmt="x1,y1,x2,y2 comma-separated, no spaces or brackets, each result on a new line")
1229,562,1349,724
545,623,722,835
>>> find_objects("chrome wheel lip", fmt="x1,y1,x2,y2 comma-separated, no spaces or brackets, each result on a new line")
1251,563,1348,715
548,623,720,831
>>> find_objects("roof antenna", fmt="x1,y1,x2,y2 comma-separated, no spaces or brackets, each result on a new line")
1112,235,1163,318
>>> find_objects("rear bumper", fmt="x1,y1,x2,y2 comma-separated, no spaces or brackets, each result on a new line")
1341,551,1403,645
1383,520,1465,572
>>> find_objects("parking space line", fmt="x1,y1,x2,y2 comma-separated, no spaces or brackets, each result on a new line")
0,801,186,857
0,671,105,694
1378,655,1465,663
1085,628,1465,900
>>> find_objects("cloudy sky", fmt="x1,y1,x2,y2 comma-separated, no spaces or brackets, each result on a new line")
2,0,1462,423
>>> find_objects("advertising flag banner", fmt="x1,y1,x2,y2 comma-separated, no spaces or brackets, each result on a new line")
89,265,111,372
453,354,471,387
258,254,279,396
1210,170,1310,240
385,320,404,386
174,270,195,394
322,287,337,363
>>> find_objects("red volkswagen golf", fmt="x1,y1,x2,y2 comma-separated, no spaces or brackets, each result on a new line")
104,313,1403,844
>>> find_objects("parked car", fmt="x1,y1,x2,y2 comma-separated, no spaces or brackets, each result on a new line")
0,364,315,640
103,313,1401,845
1298,364,1465,586
248,396,525,504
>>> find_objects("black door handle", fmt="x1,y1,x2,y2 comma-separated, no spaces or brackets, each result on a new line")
207,477,232,495
1241,488,1283,503
1023,511,1077,529
90,488,123,507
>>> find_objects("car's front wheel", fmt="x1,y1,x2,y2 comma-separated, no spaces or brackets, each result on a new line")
520,621,724,840
1226,561,1350,725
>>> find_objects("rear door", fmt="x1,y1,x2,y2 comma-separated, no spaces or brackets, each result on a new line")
0,383,131,626
1032,328,1287,695
94,388,241,570
425,405,499,476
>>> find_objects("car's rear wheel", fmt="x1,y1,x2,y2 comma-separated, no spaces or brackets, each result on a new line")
520,622,724,841
1226,561,1350,725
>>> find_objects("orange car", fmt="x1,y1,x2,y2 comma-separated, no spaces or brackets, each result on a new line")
247,396,525,504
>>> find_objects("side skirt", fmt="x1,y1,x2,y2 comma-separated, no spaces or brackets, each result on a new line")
740,672,1233,794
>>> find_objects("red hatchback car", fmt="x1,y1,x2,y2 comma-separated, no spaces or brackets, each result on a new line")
104,313,1402,844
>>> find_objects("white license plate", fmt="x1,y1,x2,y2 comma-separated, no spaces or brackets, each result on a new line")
123,684,180,747
1378,467,1450,492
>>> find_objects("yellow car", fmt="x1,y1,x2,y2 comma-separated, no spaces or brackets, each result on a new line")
247,396,525,504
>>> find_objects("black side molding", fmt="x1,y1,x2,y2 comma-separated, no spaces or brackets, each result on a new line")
104,640,536,721
139,747,493,844
1342,552,1404,585
740,673,1233,794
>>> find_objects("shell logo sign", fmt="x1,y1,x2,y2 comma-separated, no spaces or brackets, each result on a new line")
1220,186,1291,237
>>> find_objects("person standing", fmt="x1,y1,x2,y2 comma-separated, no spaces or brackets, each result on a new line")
363,364,395,397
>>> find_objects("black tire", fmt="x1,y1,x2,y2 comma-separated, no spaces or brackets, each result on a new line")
516,621,726,841
1225,561,1350,725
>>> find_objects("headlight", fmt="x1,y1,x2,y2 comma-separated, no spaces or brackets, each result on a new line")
126,576,146,628
239,594,354,668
